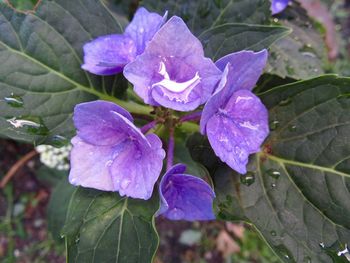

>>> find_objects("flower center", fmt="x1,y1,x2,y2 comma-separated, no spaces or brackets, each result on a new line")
151,61,201,102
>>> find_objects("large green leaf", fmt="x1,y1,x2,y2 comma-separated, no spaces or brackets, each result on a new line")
0,1,135,144
188,76,350,262
62,187,159,263
142,0,271,35
267,5,328,79
199,23,290,61
47,175,75,242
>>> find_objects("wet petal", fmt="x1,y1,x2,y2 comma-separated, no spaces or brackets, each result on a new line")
200,64,235,134
223,90,269,153
124,16,221,111
206,90,269,174
109,133,165,200
69,136,115,191
215,50,268,91
82,34,136,75
159,164,216,221
271,0,290,15
125,7,167,55
73,100,133,146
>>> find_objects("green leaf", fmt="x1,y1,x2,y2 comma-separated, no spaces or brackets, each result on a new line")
47,175,75,242
142,0,271,35
0,1,150,145
199,23,291,61
267,5,328,79
188,76,350,262
62,187,159,263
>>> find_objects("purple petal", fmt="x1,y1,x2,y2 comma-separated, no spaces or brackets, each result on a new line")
215,50,268,91
271,0,290,15
125,7,167,55
82,34,136,75
73,100,133,146
206,90,269,174
70,101,165,199
124,16,221,111
200,63,236,134
69,136,115,191
159,164,216,221
109,132,165,200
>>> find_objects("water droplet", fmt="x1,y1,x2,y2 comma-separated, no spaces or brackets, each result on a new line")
320,242,350,262
266,169,281,179
120,179,131,189
270,120,280,131
4,94,24,108
303,256,312,263
270,230,277,236
169,207,185,219
6,116,49,136
288,125,297,132
106,160,113,167
271,183,276,188
240,172,255,186
275,245,294,262
48,135,69,148
279,97,292,106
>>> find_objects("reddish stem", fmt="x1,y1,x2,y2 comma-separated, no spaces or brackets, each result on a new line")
166,128,175,171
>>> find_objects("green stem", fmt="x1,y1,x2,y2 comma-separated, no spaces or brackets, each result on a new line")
177,122,199,133
106,97,153,116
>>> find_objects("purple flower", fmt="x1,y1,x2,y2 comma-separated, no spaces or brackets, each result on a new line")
124,16,222,111
69,100,165,200
271,0,291,14
82,8,167,75
158,164,215,221
200,50,269,174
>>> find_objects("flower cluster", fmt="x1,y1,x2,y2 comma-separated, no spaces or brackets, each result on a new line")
36,144,71,170
69,8,269,221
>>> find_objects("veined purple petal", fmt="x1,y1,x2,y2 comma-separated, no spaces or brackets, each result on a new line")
206,90,269,174
159,164,215,221
124,16,222,111
69,101,165,200
200,63,236,134
271,0,290,15
73,100,133,146
82,34,136,75
215,50,268,91
69,136,115,191
108,115,165,199
125,7,168,55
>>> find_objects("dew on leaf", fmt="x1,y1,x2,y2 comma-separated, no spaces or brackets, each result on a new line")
275,245,295,262
320,242,350,262
6,116,49,136
288,125,297,132
48,135,69,148
269,120,280,131
278,97,292,106
4,94,24,108
266,169,281,179
240,172,255,186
